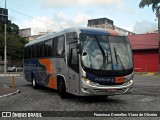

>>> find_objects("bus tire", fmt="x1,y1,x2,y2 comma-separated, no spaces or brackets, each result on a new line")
32,76,38,89
58,78,68,99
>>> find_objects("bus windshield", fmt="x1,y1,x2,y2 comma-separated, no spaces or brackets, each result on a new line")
80,33,133,71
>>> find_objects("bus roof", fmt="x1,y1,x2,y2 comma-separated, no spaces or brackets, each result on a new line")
25,27,125,47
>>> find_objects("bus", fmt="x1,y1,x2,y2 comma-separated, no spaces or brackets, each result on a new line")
24,27,134,98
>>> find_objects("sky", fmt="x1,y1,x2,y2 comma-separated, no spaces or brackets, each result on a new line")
0,0,158,35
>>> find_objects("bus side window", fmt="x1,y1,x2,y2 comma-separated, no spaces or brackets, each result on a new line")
24,47,27,59
32,45,34,58
54,35,65,57
66,32,77,43
40,42,44,58
44,39,52,57
48,40,52,57
28,46,31,59
69,42,79,73
70,48,79,73
35,44,37,58
36,43,40,58
36,42,44,58
44,41,48,57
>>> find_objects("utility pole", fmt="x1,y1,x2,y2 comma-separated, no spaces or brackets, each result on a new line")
4,0,7,74
158,9,160,73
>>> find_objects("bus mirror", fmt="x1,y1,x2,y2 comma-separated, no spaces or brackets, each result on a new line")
74,35,78,39
77,44,81,54
82,52,87,56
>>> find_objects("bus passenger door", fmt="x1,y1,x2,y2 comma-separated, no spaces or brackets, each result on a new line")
68,42,80,95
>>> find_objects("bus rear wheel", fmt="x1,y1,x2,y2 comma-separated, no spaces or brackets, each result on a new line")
32,76,38,89
58,78,68,99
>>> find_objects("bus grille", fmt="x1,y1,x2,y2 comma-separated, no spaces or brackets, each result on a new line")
94,88,127,94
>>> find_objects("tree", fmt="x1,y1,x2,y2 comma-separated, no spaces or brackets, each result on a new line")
0,21,19,34
0,22,28,61
139,0,160,17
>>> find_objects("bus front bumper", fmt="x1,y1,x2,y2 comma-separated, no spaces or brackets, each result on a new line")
79,79,134,96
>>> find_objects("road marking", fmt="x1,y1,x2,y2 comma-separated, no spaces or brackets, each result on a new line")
0,74,20,76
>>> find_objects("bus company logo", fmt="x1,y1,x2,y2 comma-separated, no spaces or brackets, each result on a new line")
2,112,11,117
95,78,114,83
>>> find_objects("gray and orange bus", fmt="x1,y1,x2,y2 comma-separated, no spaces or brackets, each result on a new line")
24,27,134,98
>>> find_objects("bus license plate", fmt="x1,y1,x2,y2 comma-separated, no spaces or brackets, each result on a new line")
107,89,116,93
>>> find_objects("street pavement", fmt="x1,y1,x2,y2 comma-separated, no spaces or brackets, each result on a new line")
0,84,19,97
0,72,22,97
0,73,160,120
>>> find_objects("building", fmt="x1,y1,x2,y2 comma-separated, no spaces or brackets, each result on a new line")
28,34,43,43
28,31,53,42
19,28,53,42
87,18,135,35
88,18,114,30
128,33,159,72
115,26,135,35
19,28,31,38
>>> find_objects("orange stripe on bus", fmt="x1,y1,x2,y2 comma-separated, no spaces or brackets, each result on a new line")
106,29,119,36
39,59,57,89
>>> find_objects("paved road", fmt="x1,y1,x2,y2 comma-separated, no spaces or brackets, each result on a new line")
0,74,160,120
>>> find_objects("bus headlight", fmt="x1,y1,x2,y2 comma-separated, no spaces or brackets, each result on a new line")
81,76,100,86
125,79,134,85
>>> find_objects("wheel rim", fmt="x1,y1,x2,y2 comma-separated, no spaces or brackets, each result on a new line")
33,78,35,87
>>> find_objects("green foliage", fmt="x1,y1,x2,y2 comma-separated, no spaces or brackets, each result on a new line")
0,22,28,61
139,0,153,8
0,21,19,34
139,0,160,17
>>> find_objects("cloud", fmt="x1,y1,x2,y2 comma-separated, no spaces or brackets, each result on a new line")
21,16,56,35
133,20,157,34
21,12,91,35
39,0,124,8
124,26,133,32
74,13,91,24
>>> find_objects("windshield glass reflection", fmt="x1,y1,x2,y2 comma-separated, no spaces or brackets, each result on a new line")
80,33,133,71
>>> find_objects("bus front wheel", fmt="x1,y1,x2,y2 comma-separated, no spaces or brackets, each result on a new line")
32,76,38,89
58,78,68,99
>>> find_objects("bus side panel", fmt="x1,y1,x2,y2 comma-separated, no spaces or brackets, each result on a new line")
38,58,57,89
54,58,69,92
24,59,39,82
24,58,69,90
38,58,69,90
24,59,30,82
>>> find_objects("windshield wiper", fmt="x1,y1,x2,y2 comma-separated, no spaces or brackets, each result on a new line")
117,55,125,71
95,36,106,69
113,46,125,71
113,47,118,65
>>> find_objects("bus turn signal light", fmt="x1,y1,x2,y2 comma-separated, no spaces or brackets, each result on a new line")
115,77,124,84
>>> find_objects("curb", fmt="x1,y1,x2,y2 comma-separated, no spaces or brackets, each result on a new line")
0,90,20,98
0,84,20,98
